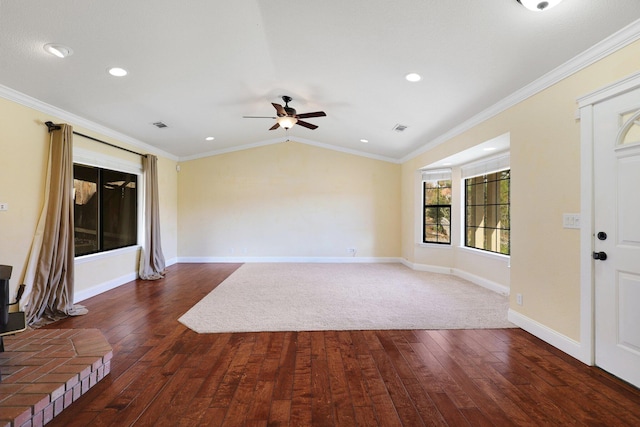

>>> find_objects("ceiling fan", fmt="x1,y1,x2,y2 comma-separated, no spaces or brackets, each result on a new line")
243,96,326,130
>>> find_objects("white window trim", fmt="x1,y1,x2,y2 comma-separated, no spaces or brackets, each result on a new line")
73,147,142,174
460,152,511,256
73,147,144,258
419,168,453,246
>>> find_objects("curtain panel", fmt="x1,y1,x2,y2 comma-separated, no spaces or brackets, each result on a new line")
138,154,166,280
22,124,86,325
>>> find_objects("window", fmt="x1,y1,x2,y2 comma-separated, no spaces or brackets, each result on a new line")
74,164,138,256
422,172,452,244
464,169,510,255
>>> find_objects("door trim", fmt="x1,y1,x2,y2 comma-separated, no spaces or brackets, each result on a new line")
577,70,640,365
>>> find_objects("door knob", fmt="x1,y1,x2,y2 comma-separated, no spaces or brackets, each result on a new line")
593,251,607,261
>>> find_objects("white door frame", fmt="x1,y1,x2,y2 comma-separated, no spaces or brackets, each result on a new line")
577,70,640,365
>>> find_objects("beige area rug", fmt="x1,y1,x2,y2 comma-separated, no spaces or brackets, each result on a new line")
179,263,515,333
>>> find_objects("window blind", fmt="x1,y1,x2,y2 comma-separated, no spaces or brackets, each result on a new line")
461,153,510,179
421,168,452,181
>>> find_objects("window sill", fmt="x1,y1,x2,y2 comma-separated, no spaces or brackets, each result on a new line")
417,243,453,250
75,245,140,265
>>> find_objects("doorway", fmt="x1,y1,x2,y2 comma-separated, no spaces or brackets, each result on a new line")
579,71,640,388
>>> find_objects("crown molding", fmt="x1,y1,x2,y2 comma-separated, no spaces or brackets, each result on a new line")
180,136,400,164
0,84,178,161
178,137,287,161
401,18,640,164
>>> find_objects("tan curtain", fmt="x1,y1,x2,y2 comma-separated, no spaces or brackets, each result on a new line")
138,154,166,280
22,124,87,325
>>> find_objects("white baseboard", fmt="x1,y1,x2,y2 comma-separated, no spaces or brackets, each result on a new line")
73,257,178,303
508,309,589,364
452,268,510,296
177,256,403,264
401,260,509,296
400,259,452,275
74,272,137,304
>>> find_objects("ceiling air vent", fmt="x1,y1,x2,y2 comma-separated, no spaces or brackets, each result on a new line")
392,124,408,132
152,121,168,129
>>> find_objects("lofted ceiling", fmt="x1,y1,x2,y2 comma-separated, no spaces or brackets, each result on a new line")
1,0,640,162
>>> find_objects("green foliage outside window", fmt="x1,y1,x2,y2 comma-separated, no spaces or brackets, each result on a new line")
465,170,510,255
423,180,452,244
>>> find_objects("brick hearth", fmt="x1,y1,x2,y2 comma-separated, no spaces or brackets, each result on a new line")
0,329,112,427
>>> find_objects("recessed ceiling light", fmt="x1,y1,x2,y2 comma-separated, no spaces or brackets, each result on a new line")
43,43,73,58
360,139,369,143
205,136,215,141
108,67,128,77
483,147,497,151
442,162,452,166
405,73,422,82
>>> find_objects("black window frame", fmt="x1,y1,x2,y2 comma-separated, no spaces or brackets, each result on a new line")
73,163,139,257
422,179,452,245
464,169,510,255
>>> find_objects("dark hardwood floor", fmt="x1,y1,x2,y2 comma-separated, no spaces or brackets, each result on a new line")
43,263,640,426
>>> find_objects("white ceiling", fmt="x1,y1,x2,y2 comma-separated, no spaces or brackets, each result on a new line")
1,0,640,162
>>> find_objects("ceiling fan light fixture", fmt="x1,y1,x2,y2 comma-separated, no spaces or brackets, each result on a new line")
44,43,73,58
277,116,298,129
517,0,563,11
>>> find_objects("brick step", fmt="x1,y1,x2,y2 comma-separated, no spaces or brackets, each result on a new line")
0,329,112,427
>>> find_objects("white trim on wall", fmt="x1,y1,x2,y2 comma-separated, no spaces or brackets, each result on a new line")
73,146,142,174
452,268,509,296
181,137,401,164
508,309,584,361
74,272,138,303
401,259,452,275
73,256,177,303
178,256,402,264
579,104,596,366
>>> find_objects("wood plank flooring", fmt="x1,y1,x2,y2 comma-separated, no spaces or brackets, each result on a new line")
43,263,640,426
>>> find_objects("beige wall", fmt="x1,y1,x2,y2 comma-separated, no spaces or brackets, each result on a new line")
0,97,178,301
401,39,640,341
177,142,401,259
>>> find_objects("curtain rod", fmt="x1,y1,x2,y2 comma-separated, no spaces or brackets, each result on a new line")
44,121,146,157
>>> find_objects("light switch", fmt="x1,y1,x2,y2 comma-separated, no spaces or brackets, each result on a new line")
563,213,580,229
0,203,8,211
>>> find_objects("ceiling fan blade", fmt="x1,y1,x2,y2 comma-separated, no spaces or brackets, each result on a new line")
296,111,326,119
269,122,280,130
272,103,286,116
243,116,277,119
295,120,318,130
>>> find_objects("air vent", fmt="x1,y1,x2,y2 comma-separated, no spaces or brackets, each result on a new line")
392,124,408,132
152,121,168,129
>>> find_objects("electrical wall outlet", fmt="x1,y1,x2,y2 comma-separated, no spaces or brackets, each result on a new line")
0,203,8,211
347,248,357,255
516,293,523,306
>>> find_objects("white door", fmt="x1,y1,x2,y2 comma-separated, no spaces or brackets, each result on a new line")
593,87,640,388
